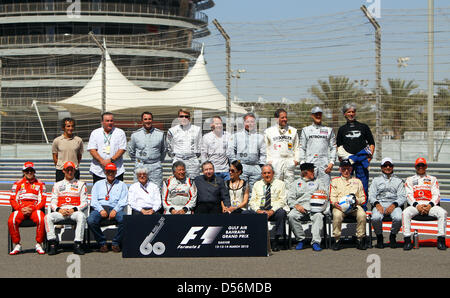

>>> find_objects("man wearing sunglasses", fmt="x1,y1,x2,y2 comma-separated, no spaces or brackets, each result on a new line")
368,157,406,248
167,109,202,179
403,157,448,250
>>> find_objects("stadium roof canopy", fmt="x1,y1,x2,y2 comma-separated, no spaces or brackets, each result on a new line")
57,46,247,115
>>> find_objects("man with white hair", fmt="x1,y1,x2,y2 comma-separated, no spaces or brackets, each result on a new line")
299,106,336,187
128,167,162,215
336,103,375,208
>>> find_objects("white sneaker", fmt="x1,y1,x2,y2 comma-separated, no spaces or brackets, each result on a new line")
35,243,45,255
9,244,22,255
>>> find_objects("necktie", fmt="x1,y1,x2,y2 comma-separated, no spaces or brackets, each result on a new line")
263,183,272,210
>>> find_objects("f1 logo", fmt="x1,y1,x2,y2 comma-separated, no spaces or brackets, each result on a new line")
366,0,381,19
180,226,222,245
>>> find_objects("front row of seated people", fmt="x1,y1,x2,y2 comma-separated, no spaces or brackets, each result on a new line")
8,156,448,255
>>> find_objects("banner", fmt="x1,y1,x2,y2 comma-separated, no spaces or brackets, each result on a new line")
122,214,268,258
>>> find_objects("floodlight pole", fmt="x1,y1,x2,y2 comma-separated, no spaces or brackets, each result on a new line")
361,5,381,161
427,0,435,161
89,31,106,114
212,19,231,119
32,100,49,144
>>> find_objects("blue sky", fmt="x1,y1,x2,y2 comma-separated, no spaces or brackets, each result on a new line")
198,1,450,103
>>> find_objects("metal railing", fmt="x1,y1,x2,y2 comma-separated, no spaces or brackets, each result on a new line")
0,33,202,52
0,2,208,24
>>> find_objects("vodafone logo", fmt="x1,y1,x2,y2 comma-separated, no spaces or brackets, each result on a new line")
65,197,72,203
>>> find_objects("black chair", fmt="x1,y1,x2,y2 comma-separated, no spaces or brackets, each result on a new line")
368,204,405,248
408,203,442,246
327,206,372,248
287,213,332,249
7,207,47,254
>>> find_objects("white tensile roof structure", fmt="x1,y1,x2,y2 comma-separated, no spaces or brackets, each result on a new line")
57,47,247,115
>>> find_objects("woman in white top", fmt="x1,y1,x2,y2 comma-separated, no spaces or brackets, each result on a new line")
128,167,162,215
223,160,250,214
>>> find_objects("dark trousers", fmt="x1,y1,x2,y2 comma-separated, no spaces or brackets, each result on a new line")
247,208,287,237
195,202,222,214
87,205,125,246
56,169,80,182
92,173,123,184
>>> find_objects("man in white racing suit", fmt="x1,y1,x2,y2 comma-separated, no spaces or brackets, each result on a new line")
299,106,336,187
162,161,197,214
45,161,88,255
265,108,300,186
403,157,447,250
167,109,202,179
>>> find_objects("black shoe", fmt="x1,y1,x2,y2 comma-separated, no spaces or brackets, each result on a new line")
389,233,397,249
47,241,58,256
376,234,384,249
357,237,367,250
403,237,413,251
437,236,447,251
333,240,342,251
73,242,85,255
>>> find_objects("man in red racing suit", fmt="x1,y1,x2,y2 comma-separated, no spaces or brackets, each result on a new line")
8,162,47,255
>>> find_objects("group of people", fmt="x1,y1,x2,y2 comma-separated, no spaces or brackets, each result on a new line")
7,104,448,255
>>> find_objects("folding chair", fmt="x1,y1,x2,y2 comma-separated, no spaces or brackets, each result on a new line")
7,207,47,254
45,203,90,250
287,213,332,249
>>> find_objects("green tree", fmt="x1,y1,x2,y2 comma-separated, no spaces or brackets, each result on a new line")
309,75,364,130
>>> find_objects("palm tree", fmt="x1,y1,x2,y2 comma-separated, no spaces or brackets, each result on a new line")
381,79,419,139
309,75,364,130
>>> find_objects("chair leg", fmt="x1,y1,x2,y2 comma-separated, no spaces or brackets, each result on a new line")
368,217,373,248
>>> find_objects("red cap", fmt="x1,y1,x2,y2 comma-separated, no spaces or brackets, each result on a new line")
22,161,35,171
63,161,76,169
105,163,117,171
415,157,427,166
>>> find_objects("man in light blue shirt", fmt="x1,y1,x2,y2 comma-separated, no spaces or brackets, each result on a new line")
87,163,128,253
127,111,166,188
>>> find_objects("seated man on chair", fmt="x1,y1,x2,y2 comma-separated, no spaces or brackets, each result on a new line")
87,163,128,253
368,157,406,249
403,157,447,251
8,162,46,255
329,160,367,250
287,162,329,251
248,164,289,252
45,161,89,255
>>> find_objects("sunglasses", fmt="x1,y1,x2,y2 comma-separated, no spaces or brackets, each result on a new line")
382,164,394,168
23,169,35,173
179,115,190,119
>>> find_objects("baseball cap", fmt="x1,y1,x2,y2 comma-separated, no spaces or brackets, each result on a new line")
340,159,352,167
105,163,117,171
22,161,35,171
415,157,427,166
300,163,315,171
311,106,323,114
381,157,393,166
63,161,76,169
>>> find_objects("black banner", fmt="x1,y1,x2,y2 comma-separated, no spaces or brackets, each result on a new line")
122,214,268,258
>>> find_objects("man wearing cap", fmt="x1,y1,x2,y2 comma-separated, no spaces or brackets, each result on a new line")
336,103,375,208
52,117,84,182
264,108,300,185
329,160,367,250
87,163,128,252
167,109,202,179
228,113,266,194
368,157,406,248
87,112,127,184
8,162,46,255
299,106,336,187
128,111,167,189
403,158,448,250
287,163,329,251
45,161,88,255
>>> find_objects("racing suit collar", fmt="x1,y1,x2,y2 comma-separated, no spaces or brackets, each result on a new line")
64,177,77,184
381,172,393,179
180,123,191,130
143,126,154,134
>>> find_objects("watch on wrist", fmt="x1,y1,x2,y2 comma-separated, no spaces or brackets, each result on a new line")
110,157,116,163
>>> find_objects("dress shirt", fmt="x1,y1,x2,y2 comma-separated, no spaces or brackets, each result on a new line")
128,181,162,212
90,179,128,213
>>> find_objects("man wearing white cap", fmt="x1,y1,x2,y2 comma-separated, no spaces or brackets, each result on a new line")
299,106,336,187
403,157,447,250
368,157,406,248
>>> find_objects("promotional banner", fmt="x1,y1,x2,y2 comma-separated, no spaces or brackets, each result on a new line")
122,214,268,258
